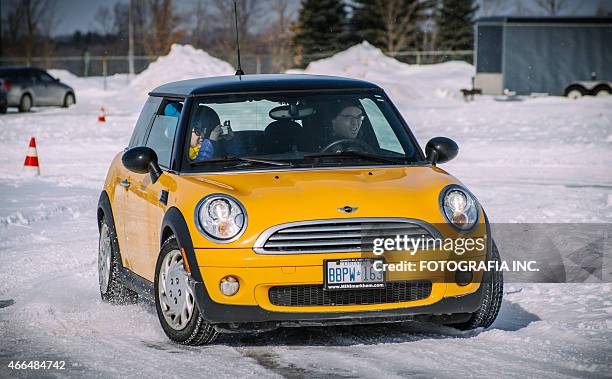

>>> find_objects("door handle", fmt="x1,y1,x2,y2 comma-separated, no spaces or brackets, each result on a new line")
119,179,130,188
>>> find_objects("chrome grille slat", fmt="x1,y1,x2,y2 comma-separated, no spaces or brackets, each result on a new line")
265,239,363,248
277,224,423,234
269,232,365,241
254,218,438,254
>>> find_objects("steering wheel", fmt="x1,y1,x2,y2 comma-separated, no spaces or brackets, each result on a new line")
321,139,376,154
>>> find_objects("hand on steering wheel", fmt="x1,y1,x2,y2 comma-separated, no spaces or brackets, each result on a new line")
321,138,375,154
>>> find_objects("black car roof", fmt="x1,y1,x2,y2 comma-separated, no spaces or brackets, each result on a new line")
149,74,382,97
0,67,42,72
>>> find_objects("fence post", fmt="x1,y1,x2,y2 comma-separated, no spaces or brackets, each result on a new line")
83,50,90,77
102,57,108,90
256,54,261,74
416,52,421,65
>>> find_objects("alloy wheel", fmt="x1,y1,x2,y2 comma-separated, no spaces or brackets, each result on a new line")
98,223,112,293
158,250,195,331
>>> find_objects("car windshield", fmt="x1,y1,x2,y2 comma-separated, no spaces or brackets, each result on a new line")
184,92,423,171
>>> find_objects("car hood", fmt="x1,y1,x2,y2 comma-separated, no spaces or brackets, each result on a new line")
177,165,467,248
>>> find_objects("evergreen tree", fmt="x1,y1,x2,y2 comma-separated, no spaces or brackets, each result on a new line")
435,0,478,51
350,0,386,48
293,0,350,66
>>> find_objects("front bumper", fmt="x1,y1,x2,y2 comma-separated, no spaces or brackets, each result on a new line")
192,279,484,327
187,216,492,328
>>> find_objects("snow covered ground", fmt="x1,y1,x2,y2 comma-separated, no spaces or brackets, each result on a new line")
0,44,611,378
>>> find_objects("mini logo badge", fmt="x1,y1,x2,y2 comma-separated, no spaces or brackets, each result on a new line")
338,206,358,214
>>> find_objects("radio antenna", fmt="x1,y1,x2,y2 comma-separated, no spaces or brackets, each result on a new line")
234,1,244,76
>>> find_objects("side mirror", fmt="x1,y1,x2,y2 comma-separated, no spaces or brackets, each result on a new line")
122,146,163,184
425,137,458,165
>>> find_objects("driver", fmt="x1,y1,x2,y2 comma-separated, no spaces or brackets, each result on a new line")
330,100,366,140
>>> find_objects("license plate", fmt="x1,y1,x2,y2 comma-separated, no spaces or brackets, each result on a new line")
324,258,385,290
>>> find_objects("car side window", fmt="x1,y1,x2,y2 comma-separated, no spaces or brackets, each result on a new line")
360,98,404,154
144,99,183,169
128,96,163,148
38,71,55,83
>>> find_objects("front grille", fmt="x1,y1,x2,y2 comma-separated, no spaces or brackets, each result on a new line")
254,218,437,254
269,280,432,307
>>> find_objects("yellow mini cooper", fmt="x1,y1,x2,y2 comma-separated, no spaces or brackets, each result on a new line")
97,74,502,345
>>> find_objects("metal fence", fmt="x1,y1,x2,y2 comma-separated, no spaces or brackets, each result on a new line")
0,50,474,77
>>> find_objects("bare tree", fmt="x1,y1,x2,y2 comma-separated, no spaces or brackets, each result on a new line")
3,0,58,62
263,0,294,72
39,0,59,67
381,0,434,53
534,0,578,15
480,0,503,16
207,0,263,64
141,0,186,56
94,6,114,36
191,0,210,48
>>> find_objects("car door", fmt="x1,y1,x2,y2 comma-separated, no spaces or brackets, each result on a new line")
30,70,55,105
114,96,162,271
123,99,181,281
39,70,64,105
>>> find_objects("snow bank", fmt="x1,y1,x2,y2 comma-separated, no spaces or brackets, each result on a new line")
119,44,234,108
292,41,474,102
48,69,81,85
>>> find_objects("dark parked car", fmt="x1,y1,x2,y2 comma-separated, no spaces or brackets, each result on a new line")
0,67,76,112
0,79,7,114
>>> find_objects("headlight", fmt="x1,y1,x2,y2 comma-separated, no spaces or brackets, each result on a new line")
440,185,479,230
195,194,247,242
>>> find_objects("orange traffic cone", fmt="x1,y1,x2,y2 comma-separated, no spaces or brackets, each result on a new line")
23,137,40,175
98,107,106,122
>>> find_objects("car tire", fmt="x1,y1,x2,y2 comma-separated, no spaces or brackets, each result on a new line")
0,103,6,114
593,85,612,97
63,92,75,107
154,236,218,345
18,94,32,112
451,240,503,330
98,215,138,304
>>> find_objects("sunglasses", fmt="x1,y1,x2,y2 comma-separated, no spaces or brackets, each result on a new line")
192,129,203,137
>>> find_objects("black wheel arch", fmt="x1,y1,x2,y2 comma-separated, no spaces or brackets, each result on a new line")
65,91,76,103
161,207,203,282
592,84,612,95
97,190,124,267
564,84,586,96
21,92,33,103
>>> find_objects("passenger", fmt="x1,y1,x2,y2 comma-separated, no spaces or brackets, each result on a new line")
189,106,243,161
164,102,182,117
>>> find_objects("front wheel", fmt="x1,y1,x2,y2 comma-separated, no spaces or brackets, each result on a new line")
98,218,137,304
63,93,75,107
452,240,503,330
154,236,218,345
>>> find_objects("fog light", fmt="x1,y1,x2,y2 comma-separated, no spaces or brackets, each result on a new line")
220,276,240,296
455,270,473,286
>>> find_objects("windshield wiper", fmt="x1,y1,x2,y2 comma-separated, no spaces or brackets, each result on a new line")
303,151,406,165
190,155,292,167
